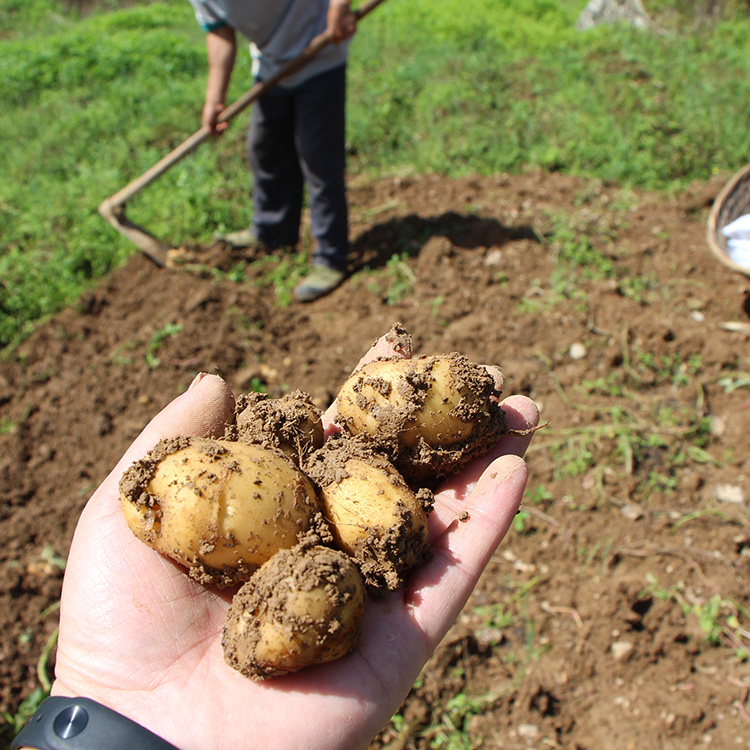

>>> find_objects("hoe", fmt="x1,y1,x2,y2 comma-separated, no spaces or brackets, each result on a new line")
98,0,387,267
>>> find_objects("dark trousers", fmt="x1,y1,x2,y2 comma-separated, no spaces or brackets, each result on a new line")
248,64,349,272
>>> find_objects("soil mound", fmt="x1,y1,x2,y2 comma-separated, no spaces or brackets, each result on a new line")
1,171,749,748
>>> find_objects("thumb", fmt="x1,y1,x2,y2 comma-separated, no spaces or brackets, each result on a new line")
94,373,235,508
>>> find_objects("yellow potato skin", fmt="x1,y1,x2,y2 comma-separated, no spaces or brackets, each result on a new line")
334,353,507,481
121,438,321,586
309,450,432,591
335,359,403,437
320,456,427,560
336,356,482,448
404,356,479,446
251,571,363,672
223,545,365,680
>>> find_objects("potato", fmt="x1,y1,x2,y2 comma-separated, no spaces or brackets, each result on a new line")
229,390,324,466
305,437,432,591
223,544,365,680
119,436,325,587
335,352,507,481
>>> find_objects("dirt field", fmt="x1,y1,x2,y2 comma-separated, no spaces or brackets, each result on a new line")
1,171,749,749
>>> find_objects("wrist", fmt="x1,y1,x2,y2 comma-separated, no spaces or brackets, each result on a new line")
49,680,177,747
12,696,181,750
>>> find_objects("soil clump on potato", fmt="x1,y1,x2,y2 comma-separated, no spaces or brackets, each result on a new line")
305,436,433,592
223,543,365,680
119,435,193,504
376,321,414,359
228,390,324,466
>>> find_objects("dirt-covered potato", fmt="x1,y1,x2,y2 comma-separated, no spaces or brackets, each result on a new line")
119,436,326,587
228,390,324,466
223,543,365,680
305,437,432,591
335,352,507,481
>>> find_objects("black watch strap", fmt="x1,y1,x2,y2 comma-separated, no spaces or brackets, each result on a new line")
12,696,181,750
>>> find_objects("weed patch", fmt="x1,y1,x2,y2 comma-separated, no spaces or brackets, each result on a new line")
643,574,750,659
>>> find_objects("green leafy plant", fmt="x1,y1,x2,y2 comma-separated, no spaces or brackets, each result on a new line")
643,574,750,659
527,484,553,505
255,254,309,308
426,691,495,750
366,252,416,306
617,273,659,305
580,372,625,398
539,372,718,499
248,376,267,394
473,577,541,648
2,687,46,740
719,373,750,393
210,261,248,283
145,322,183,368
513,509,532,533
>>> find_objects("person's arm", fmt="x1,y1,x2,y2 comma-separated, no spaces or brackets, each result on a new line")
202,25,237,134
326,0,357,42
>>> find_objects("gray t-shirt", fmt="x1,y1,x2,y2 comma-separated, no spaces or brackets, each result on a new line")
188,0,349,87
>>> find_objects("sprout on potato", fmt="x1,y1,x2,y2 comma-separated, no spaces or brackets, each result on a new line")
223,543,365,680
119,436,326,587
334,352,507,481
305,437,432,592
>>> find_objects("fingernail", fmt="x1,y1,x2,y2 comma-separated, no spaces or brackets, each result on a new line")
188,372,208,391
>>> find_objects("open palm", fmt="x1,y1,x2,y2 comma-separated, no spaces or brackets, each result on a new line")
51,339,539,750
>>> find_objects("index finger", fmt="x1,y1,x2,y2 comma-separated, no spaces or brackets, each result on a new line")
428,394,540,541
91,373,235,514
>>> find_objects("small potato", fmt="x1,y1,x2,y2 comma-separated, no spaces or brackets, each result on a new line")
229,390,324,466
335,352,507,480
119,437,325,587
305,437,432,591
223,544,365,680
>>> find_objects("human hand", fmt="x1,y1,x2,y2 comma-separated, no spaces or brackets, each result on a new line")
48,340,539,750
202,100,228,135
327,0,357,43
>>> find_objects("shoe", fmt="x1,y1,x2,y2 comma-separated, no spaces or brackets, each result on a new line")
214,228,259,248
294,265,345,302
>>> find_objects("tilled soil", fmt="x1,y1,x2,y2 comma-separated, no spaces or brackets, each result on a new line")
1,171,749,749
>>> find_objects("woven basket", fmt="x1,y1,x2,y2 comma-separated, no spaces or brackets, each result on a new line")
706,163,750,277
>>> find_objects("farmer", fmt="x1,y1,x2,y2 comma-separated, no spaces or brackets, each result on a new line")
190,0,357,302
10,338,540,750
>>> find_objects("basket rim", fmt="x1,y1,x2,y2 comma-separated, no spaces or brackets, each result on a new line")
706,163,750,277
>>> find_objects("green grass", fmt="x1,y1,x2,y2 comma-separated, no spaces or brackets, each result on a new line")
0,0,249,347
1,0,750,348
349,0,750,183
